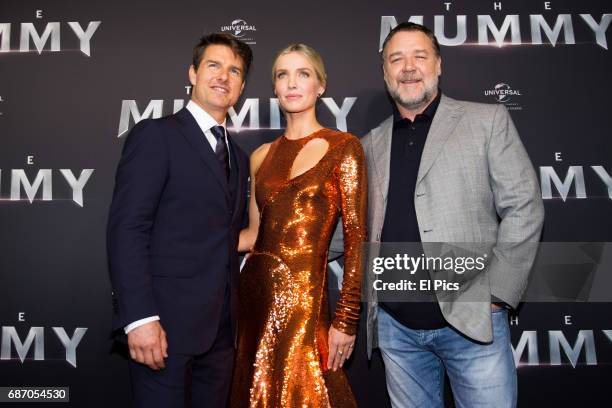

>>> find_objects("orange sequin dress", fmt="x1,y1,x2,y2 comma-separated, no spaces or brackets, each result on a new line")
229,129,367,407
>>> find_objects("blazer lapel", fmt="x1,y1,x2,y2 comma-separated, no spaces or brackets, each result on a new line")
417,95,464,185
174,108,230,200
227,133,244,225
371,116,394,203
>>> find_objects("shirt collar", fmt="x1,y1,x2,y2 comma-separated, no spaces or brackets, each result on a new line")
186,100,227,134
393,89,442,124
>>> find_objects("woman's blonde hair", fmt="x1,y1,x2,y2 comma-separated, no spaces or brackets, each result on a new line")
271,44,327,87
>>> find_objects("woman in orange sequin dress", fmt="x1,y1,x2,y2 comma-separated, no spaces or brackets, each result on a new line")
229,44,367,407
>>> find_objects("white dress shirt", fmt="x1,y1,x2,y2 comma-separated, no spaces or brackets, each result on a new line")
187,100,231,168
124,100,230,334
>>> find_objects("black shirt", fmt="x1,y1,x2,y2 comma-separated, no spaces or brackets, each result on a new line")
379,91,448,329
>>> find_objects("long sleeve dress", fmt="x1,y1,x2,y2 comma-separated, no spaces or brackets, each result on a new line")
229,128,367,407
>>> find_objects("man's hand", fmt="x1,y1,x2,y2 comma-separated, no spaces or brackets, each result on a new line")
327,326,356,372
127,320,168,370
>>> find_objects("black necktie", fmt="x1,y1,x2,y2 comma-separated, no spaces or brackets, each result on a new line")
210,125,229,180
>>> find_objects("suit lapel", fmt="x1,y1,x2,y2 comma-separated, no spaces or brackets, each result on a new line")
417,95,464,185
227,134,244,225
174,108,230,200
371,116,394,203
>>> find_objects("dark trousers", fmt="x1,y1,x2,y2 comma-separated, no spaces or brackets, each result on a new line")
128,292,234,408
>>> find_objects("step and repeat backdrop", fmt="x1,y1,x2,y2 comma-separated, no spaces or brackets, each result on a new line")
1,0,611,406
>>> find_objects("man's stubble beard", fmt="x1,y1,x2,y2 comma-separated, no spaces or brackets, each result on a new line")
386,76,438,112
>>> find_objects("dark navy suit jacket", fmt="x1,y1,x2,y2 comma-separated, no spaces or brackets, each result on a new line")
107,108,249,355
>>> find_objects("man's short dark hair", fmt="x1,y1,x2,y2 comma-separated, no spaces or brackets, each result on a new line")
381,22,441,59
192,33,253,79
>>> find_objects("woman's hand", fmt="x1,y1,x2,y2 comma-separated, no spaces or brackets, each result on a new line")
327,325,356,371
238,228,256,253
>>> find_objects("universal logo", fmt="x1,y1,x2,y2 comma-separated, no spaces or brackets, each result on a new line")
484,83,523,111
220,19,256,44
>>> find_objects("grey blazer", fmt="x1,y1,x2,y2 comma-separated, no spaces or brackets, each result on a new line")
331,94,544,357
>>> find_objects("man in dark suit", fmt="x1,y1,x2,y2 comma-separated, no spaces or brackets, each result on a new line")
107,33,252,407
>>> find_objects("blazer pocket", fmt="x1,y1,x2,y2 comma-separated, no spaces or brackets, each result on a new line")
149,255,198,278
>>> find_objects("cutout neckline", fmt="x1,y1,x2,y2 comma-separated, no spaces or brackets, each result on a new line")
285,131,330,182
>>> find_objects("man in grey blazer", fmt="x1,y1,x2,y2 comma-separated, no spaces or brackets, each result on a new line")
333,22,544,407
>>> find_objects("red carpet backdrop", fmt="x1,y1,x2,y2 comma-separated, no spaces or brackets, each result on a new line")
1,0,611,406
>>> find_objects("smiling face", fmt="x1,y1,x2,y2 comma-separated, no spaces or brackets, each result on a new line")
273,51,325,114
188,44,245,123
382,30,441,113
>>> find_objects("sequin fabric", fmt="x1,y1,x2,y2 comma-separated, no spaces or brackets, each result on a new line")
229,129,367,407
